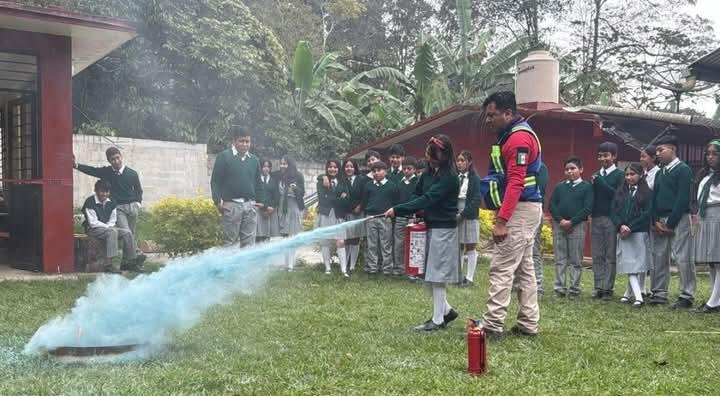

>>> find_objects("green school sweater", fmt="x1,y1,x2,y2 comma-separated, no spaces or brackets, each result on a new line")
82,195,117,227
396,176,418,205
387,167,404,183
611,188,652,232
549,180,594,225
210,149,265,205
592,167,624,217
76,164,143,204
362,179,398,215
653,161,693,228
394,168,459,228
317,176,350,217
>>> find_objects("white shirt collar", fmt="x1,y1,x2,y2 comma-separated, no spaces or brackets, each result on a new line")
665,157,681,172
567,178,583,186
459,172,468,178
402,174,416,184
600,164,616,175
113,165,125,175
646,166,659,176
231,146,249,160
375,178,388,186
94,196,111,205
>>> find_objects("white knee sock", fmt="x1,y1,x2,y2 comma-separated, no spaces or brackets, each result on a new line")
286,249,296,270
349,245,360,271
466,250,479,282
707,267,720,307
628,274,643,302
337,247,347,274
432,285,447,325
321,246,331,272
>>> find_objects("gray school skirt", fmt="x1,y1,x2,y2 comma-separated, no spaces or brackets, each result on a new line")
256,209,279,238
695,206,720,264
345,212,366,239
278,197,303,236
316,208,345,239
457,198,480,244
616,232,651,274
424,228,460,284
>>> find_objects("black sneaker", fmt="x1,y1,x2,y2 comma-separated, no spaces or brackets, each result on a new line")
554,290,567,298
592,290,603,299
601,291,613,301
509,325,538,337
631,300,644,309
648,297,669,305
671,298,693,309
413,319,445,332
458,278,474,288
443,309,459,326
696,304,720,313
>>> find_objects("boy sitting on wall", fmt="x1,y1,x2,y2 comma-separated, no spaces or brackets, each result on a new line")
83,180,146,272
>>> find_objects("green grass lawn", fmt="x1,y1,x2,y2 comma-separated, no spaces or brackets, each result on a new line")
1,260,719,395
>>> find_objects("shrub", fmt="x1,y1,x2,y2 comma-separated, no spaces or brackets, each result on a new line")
150,197,222,256
303,206,316,232
477,209,553,252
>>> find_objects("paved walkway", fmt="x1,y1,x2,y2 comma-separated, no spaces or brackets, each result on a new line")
0,248,324,281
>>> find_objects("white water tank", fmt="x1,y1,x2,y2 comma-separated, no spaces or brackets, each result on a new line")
515,50,559,104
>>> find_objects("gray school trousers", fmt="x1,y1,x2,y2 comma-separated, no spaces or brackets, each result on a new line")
87,226,138,261
650,214,695,302
553,221,587,294
366,217,392,273
116,202,141,253
392,217,409,275
221,201,258,247
591,216,617,294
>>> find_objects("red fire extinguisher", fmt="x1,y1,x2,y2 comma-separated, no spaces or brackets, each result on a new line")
467,319,488,376
404,219,426,277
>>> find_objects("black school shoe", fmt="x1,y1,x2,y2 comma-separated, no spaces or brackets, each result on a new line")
696,304,720,313
413,320,445,332
458,278,473,288
443,309,459,326
671,298,694,309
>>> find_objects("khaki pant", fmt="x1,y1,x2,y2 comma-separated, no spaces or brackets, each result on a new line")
483,202,542,334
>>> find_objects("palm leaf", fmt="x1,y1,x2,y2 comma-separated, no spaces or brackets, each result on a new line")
305,99,346,136
414,38,436,93
351,67,413,92
292,41,314,97
475,37,531,79
313,52,346,88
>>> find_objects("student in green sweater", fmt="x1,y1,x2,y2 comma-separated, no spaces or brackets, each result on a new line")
210,126,265,247
74,147,144,269
591,141,625,300
387,144,406,183
361,161,398,275
82,180,145,272
392,156,418,277
549,156,593,298
385,134,460,332
650,135,695,307
456,150,482,287
611,163,652,308
316,159,350,276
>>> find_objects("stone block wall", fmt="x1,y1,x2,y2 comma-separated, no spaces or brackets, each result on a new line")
74,135,325,208
73,135,209,208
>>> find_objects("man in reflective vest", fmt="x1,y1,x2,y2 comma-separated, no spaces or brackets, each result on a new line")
480,91,543,337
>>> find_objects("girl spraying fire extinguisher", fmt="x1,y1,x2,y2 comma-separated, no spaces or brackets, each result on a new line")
385,134,461,331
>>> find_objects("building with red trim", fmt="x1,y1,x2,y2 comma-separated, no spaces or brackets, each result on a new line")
0,1,136,272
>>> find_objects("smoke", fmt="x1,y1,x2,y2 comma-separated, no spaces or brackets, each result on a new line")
23,218,365,361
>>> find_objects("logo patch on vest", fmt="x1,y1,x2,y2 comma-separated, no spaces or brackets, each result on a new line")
516,148,529,166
